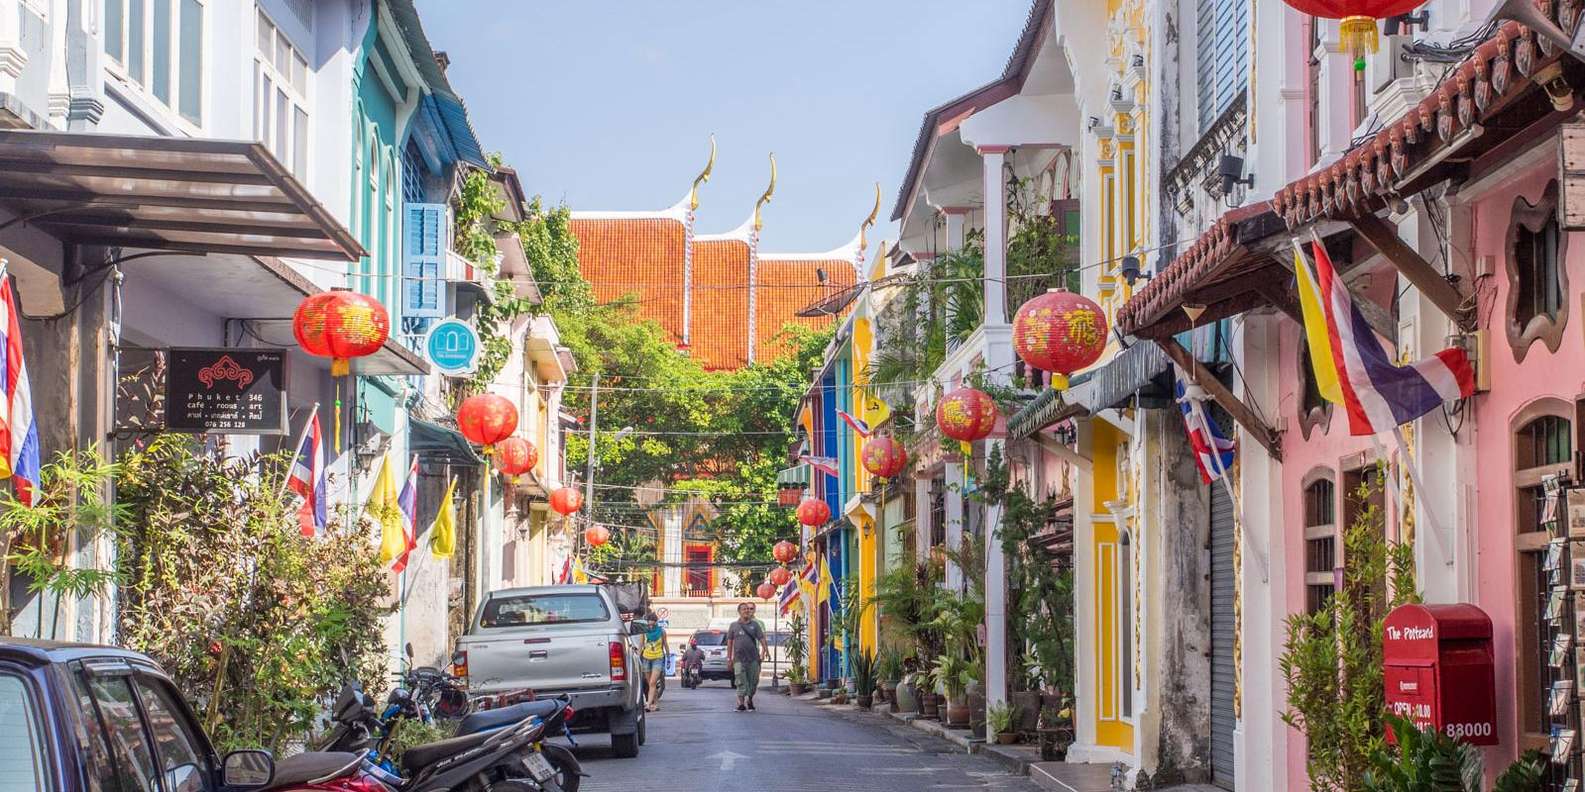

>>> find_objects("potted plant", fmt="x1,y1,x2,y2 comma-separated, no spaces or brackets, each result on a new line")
1012,652,1045,734
1037,698,1074,762
852,648,878,710
917,665,940,719
936,655,971,728
877,649,903,712
964,657,986,738
784,611,808,695
987,701,1020,745
831,685,849,705
785,664,808,696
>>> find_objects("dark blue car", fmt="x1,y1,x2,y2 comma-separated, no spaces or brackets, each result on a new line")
0,637,279,792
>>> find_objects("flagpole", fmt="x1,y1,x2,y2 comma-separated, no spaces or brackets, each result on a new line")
1186,377,1270,583
277,402,322,499
1390,426,1453,567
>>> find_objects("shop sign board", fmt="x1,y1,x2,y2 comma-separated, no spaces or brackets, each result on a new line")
1382,603,1498,745
164,348,288,435
424,318,480,376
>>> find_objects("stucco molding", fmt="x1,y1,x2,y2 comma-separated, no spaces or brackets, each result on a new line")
1504,180,1570,363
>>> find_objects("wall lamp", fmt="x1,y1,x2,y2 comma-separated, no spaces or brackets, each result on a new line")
1120,255,1151,286
1218,154,1254,195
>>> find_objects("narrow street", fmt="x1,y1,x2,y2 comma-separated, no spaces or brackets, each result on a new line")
564,685,1039,792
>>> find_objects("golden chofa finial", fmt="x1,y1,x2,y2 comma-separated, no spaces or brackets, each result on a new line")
689,134,716,211
753,153,777,232
858,181,881,252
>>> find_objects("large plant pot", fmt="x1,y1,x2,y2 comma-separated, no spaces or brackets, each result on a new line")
945,694,971,728
1011,691,1042,732
856,694,873,710
921,692,940,719
996,732,1019,745
896,679,918,713
788,682,807,696
1041,692,1064,716
816,686,832,700
968,688,986,736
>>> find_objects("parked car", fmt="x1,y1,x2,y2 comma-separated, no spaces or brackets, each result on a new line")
454,584,647,758
0,637,301,791
690,629,731,682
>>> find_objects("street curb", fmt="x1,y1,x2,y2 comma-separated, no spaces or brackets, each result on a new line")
977,742,1040,775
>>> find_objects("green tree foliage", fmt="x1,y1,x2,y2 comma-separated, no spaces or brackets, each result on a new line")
115,437,390,752
1280,475,1418,792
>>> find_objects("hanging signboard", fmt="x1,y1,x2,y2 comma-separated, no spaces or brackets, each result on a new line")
424,318,481,376
164,348,288,434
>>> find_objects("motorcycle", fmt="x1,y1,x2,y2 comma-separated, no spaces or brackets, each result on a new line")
680,662,702,689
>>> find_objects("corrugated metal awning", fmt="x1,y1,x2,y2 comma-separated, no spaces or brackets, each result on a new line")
0,130,364,261
1080,341,1170,413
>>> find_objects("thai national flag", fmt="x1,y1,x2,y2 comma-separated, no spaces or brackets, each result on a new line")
394,456,419,573
836,409,871,438
286,412,327,536
799,454,840,478
1174,368,1236,484
0,273,38,506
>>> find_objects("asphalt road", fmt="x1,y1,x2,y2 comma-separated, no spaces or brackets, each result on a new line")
557,681,1041,792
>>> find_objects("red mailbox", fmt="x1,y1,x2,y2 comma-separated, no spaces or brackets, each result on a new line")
1382,603,1498,745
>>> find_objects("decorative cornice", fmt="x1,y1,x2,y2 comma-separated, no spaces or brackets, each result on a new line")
1164,91,1248,211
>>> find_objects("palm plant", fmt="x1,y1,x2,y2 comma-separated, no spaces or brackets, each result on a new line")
851,648,878,700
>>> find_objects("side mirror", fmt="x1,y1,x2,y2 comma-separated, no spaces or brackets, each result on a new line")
221,750,274,789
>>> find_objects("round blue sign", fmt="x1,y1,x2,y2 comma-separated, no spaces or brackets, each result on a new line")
424,319,480,375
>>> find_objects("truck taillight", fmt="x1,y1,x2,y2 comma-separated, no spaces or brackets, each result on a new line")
452,650,468,680
608,641,626,681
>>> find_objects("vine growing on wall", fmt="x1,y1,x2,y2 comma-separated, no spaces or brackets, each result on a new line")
450,160,539,395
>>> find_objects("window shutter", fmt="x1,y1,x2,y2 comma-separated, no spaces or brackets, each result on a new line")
403,203,445,319
1198,0,1249,133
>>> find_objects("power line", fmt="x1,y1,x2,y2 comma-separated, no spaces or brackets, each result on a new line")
563,428,794,437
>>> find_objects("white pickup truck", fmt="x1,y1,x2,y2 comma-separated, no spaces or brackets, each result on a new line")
453,584,647,758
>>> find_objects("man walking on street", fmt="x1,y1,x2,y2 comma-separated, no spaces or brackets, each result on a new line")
726,601,769,711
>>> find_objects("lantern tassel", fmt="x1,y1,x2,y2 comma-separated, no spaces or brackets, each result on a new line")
1340,16,1379,71
1050,373,1070,391
331,357,350,378
959,440,972,459
333,382,343,454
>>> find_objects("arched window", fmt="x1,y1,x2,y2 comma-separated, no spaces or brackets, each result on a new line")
1515,406,1573,741
1507,181,1570,361
1304,475,1337,614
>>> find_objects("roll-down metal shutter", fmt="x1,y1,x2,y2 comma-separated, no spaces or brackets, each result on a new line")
1210,484,1237,790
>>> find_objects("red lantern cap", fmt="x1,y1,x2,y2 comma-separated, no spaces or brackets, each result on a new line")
457,394,519,451
494,437,537,482
936,387,999,443
756,581,777,601
584,524,610,547
550,487,584,517
772,540,799,565
796,498,831,527
293,291,390,377
1012,289,1108,389
861,435,909,479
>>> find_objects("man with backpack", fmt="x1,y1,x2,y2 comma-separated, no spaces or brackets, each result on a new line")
725,602,769,711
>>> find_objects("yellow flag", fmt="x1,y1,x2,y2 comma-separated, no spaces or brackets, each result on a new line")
1293,243,1344,404
572,557,589,584
367,452,405,567
428,476,457,559
817,554,834,606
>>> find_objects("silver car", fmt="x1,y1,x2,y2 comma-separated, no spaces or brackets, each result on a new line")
691,629,733,682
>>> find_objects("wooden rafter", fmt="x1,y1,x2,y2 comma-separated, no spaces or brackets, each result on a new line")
1155,336,1282,461
1349,213,1472,329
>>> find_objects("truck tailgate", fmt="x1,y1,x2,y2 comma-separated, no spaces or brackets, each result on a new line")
462,623,617,693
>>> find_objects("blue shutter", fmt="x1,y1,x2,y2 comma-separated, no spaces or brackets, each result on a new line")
403,203,445,319
1198,0,1249,133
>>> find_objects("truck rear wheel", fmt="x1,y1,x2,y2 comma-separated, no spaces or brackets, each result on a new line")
611,730,640,758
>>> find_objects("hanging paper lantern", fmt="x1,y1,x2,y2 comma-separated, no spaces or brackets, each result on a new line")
936,387,999,444
796,498,831,527
756,581,777,601
584,524,610,547
768,566,792,586
494,437,537,483
772,540,799,564
550,487,584,517
1013,289,1108,390
292,290,390,377
457,394,518,453
861,435,909,479
1282,1,1427,69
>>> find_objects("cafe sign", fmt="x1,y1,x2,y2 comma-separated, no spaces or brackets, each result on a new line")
164,348,288,434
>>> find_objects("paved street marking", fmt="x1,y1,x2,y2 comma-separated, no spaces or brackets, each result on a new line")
710,750,747,771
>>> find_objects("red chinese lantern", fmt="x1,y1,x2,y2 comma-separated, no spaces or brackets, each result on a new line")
584,524,610,547
293,291,390,377
936,387,999,444
494,437,537,483
768,566,792,586
772,540,799,564
861,435,909,479
550,487,584,517
1282,1,1427,69
1013,289,1108,390
796,498,831,527
756,581,777,601
457,394,518,453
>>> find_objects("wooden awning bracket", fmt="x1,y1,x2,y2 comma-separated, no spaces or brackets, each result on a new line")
1032,433,1093,472
1348,213,1474,330
1155,336,1282,461
1265,253,1399,347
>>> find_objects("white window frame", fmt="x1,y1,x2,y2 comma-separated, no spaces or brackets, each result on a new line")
102,0,206,129
253,5,311,178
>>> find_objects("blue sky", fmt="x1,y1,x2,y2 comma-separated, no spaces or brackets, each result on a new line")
415,0,1031,253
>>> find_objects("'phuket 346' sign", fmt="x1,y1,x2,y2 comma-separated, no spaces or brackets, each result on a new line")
164,348,287,434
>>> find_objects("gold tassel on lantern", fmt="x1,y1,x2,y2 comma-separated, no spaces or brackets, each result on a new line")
1051,373,1070,391
1339,15,1379,70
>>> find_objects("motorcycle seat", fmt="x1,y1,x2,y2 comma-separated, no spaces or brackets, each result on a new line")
457,699,564,735
269,752,362,787
401,730,493,773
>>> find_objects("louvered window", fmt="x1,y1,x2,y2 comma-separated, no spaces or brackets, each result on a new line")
1196,0,1249,133
403,203,446,321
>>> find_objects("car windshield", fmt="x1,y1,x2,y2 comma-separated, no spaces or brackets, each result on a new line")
480,593,610,628
693,631,726,646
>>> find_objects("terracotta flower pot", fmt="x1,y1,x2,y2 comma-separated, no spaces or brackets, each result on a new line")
945,695,971,727
996,732,1019,745
789,682,807,696
921,693,940,719
856,694,873,709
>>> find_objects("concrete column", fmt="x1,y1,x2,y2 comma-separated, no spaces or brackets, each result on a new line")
984,439,1008,714
914,474,931,562
979,147,1009,326
943,208,969,252
944,461,964,590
